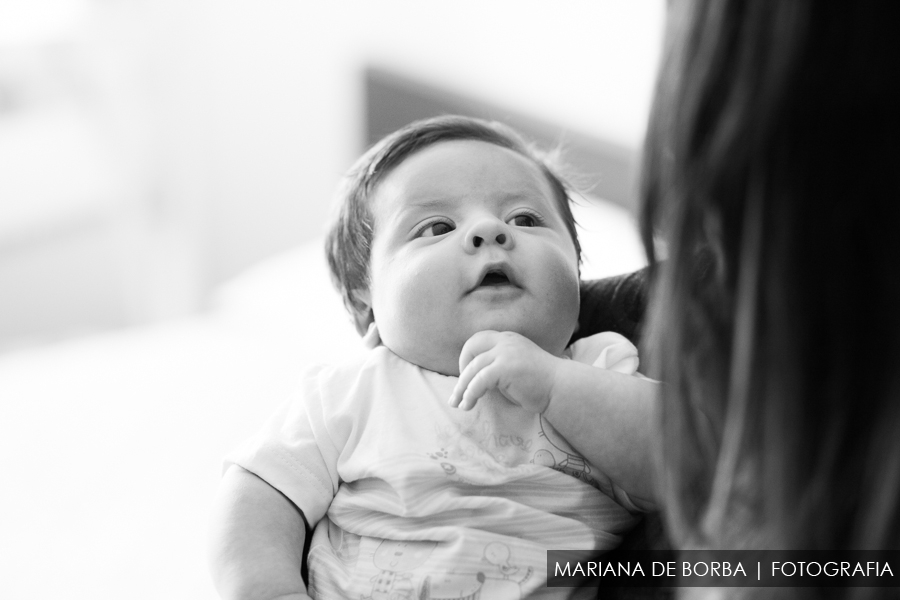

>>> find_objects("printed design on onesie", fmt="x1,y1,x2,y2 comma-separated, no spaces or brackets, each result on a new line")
480,541,534,596
361,540,437,600
531,416,598,487
420,542,533,600
425,447,459,477
426,422,538,484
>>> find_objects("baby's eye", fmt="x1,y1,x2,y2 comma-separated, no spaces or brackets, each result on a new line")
511,214,537,227
419,221,455,237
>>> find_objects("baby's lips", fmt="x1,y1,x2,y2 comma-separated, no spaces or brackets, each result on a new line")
470,261,519,291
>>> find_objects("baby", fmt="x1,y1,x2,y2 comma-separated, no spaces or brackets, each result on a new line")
209,116,658,600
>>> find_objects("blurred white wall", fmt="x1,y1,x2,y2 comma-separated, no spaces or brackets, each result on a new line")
0,0,664,349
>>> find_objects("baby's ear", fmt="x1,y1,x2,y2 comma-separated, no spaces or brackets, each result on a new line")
351,288,371,309
350,289,374,336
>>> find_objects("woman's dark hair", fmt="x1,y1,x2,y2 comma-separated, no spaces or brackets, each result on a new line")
326,115,581,334
641,0,900,566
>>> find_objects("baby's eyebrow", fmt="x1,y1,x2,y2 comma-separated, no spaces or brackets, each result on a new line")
391,197,460,223
380,197,455,231
404,196,460,211
406,190,545,211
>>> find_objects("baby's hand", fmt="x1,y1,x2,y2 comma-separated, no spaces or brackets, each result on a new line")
448,330,563,413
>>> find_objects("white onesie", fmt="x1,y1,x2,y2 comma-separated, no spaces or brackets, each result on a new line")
227,332,645,600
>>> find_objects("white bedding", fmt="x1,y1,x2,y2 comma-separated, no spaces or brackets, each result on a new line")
0,197,645,600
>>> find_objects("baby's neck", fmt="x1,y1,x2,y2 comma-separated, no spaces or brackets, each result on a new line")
379,331,571,379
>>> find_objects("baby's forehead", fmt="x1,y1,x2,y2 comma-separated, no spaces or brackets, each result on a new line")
371,140,560,213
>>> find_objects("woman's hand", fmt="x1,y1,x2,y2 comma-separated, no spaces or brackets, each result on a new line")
448,330,563,413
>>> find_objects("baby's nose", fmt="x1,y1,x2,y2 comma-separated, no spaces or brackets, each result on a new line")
465,218,514,252
472,232,507,247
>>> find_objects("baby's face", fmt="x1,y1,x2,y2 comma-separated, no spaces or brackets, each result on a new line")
363,140,580,376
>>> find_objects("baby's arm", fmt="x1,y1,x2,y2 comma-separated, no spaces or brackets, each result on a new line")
449,330,658,506
541,359,658,508
208,465,311,600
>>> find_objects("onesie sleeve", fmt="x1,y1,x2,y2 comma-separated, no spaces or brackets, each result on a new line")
567,330,640,374
225,363,342,526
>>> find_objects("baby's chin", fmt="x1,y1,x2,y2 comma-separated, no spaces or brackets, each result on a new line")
385,322,576,378
465,319,575,357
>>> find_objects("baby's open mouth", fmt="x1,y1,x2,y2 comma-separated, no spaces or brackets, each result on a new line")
479,270,511,286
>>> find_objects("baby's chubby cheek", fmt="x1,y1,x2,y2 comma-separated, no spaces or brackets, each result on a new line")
370,250,581,374
531,266,581,355
370,266,469,375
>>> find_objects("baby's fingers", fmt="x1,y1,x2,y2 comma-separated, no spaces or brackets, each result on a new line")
449,352,496,410
458,330,502,374
458,361,504,411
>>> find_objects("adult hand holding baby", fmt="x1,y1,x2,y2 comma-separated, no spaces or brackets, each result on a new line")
449,329,563,413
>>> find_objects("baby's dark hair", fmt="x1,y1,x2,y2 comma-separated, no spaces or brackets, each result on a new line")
325,114,581,335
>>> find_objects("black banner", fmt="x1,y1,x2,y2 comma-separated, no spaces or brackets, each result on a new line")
547,550,900,588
